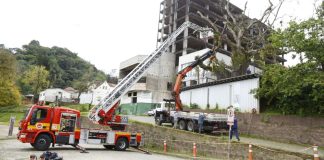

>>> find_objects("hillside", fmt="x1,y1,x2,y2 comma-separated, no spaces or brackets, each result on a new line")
15,40,106,94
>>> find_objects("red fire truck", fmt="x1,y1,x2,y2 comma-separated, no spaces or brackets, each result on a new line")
17,105,141,151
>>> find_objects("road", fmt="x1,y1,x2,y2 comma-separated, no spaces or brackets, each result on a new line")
0,124,183,160
128,115,155,125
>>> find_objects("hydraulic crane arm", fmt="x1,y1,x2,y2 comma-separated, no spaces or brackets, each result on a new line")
173,49,217,111
88,21,212,126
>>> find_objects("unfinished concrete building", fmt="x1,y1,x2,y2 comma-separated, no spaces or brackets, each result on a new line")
156,0,284,69
156,0,233,67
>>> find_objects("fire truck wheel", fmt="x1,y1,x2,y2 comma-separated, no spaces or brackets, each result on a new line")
33,134,52,151
178,120,187,130
115,137,128,151
103,145,114,150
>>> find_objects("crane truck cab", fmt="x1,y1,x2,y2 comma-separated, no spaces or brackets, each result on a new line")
17,105,141,151
147,101,174,116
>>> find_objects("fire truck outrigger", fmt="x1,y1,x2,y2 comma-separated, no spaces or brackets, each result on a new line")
17,22,213,151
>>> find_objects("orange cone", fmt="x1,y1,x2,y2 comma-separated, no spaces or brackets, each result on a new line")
164,140,167,153
248,144,253,160
193,142,197,158
313,145,320,160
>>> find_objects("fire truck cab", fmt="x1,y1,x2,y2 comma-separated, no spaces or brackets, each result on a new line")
17,105,141,151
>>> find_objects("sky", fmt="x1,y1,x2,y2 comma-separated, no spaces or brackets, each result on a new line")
0,0,320,74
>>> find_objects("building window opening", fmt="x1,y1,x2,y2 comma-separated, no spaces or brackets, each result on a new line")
132,97,137,103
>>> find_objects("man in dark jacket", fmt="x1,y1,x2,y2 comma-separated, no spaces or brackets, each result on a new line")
198,113,205,133
230,117,240,141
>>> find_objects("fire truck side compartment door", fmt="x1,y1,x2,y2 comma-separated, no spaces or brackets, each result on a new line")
69,134,75,144
106,131,115,144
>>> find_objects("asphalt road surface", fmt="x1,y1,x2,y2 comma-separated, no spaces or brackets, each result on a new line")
128,115,155,125
0,139,184,160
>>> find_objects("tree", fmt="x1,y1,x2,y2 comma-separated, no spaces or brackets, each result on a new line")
21,65,49,100
255,63,324,115
0,48,21,106
15,40,106,89
197,0,284,76
255,1,324,115
107,74,118,84
269,1,324,70
73,67,103,99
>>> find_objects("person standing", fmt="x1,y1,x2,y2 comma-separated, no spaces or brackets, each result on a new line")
230,117,240,141
173,111,178,129
198,113,205,133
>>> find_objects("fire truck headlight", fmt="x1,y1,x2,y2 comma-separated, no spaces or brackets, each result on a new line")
20,133,26,138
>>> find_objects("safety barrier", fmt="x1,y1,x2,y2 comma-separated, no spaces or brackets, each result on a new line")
142,137,316,160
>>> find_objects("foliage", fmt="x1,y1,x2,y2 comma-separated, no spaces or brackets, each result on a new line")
15,40,107,94
255,63,324,116
63,104,91,112
269,1,324,69
107,74,118,84
189,103,200,109
256,2,324,116
0,49,21,106
20,65,49,97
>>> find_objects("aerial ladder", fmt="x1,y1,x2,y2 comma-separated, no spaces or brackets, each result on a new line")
88,21,212,129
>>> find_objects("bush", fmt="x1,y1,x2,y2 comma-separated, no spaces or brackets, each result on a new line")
189,103,200,109
255,63,324,116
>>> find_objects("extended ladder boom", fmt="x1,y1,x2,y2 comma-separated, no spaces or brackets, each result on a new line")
88,22,211,124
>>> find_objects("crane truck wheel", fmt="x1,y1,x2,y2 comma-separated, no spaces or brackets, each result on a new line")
103,145,114,150
178,120,187,130
187,121,195,132
33,134,52,151
155,118,162,126
115,137,129,151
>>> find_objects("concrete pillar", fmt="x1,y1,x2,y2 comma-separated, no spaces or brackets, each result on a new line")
172,0,178,54
182,0,190,55
156,3,163,48
160,0,167,44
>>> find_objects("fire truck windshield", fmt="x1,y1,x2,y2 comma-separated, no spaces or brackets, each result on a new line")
22,108,31,120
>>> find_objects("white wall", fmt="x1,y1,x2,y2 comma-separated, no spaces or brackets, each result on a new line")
39,89,71,102
180,78,260,113
120,91,153,104
179,48,262,86
79,81,115,105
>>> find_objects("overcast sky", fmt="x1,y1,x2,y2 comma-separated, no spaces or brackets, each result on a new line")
0,0,319,74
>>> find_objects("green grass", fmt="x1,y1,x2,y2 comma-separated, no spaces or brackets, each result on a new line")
0,113,24,125
0,105,30,113
62,104,92,112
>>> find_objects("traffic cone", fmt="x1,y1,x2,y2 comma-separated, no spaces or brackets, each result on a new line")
193,142,197,158
248,144,253,160
164,140,167,153
313,145,320,160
